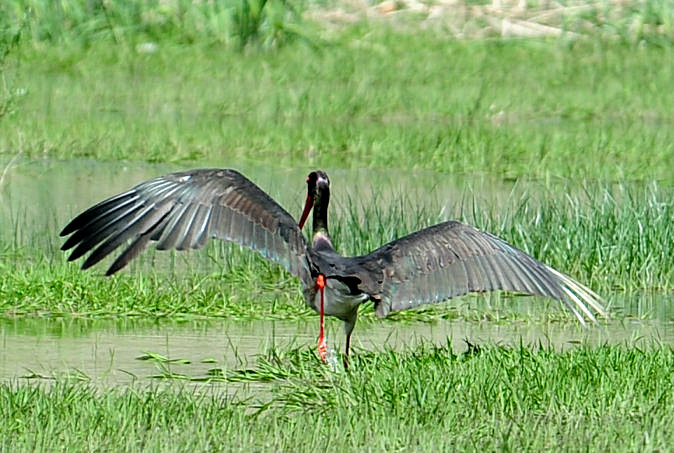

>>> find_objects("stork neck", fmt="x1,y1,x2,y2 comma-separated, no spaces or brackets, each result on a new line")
312,188,330,237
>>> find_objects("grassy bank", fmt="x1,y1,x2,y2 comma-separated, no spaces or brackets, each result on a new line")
2,343,673,451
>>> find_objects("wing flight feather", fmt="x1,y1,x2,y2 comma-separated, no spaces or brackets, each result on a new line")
359,221,606,324
61,169,311,284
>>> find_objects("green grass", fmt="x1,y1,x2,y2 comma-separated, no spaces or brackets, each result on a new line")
1,0,306,49
1,3,673,451
1,30,673,180
2,343,673,451
2,0,673,48
0,180,671,319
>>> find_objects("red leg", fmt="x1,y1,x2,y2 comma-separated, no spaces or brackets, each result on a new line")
316,274,328,363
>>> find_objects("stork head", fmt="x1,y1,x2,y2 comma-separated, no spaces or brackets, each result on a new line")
298,170,330,230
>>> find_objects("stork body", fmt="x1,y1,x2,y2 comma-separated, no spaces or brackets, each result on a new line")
61,169,607,366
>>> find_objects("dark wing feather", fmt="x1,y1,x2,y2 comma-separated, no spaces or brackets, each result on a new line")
61,169,311,283
358,221,606,324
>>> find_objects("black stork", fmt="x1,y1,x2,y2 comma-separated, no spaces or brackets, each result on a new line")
60,169,607,367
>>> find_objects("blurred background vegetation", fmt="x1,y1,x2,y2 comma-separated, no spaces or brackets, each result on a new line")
1,0,673,49
1,0,673,180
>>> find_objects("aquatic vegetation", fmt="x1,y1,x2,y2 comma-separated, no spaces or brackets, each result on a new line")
0,171,670,319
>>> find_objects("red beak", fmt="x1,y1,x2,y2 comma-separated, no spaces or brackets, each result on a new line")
298,195,313,229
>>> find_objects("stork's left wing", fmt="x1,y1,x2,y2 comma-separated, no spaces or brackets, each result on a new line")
357,221,606,324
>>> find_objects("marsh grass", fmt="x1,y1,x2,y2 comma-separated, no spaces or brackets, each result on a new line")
3,0,673,46
1,0,307,50
0,17,23,121
1,342,673,451
0,180,670,319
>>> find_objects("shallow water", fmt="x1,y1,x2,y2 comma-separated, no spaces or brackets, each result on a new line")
1,292,672,386
0,157,537,247
0,159,671,388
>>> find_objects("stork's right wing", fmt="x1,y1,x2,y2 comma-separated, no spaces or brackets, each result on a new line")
61,169,311,284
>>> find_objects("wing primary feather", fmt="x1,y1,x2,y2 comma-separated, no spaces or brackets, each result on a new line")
451,258,469,296
105,209,172,276
105,232,154,276
525,260,565,299
193,208,213,249
560,286,596,324
61,168,311,284
150,219,170,241
480,253,509,291
67,203,144,262
209,204,231,240
61,194,140,251
362,221,605,323
179,204,211,250
172,203,201,251
471,234,506,291
473,255,500,292
60,190,137,236
61,178,176,239
546,267,607,319
504,255,550,298
81,202,173,270
155,198,193,250
494,253,531,292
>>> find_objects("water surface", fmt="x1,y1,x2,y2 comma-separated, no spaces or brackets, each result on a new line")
1,295,671,386
0,157,544,247
0,159,671,388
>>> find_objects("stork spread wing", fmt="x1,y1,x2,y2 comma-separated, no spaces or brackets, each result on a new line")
360,221,606,324
60,169,311,282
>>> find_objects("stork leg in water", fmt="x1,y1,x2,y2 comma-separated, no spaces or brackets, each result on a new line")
316,274,328,362
60,168,607,369
314,273,356,369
